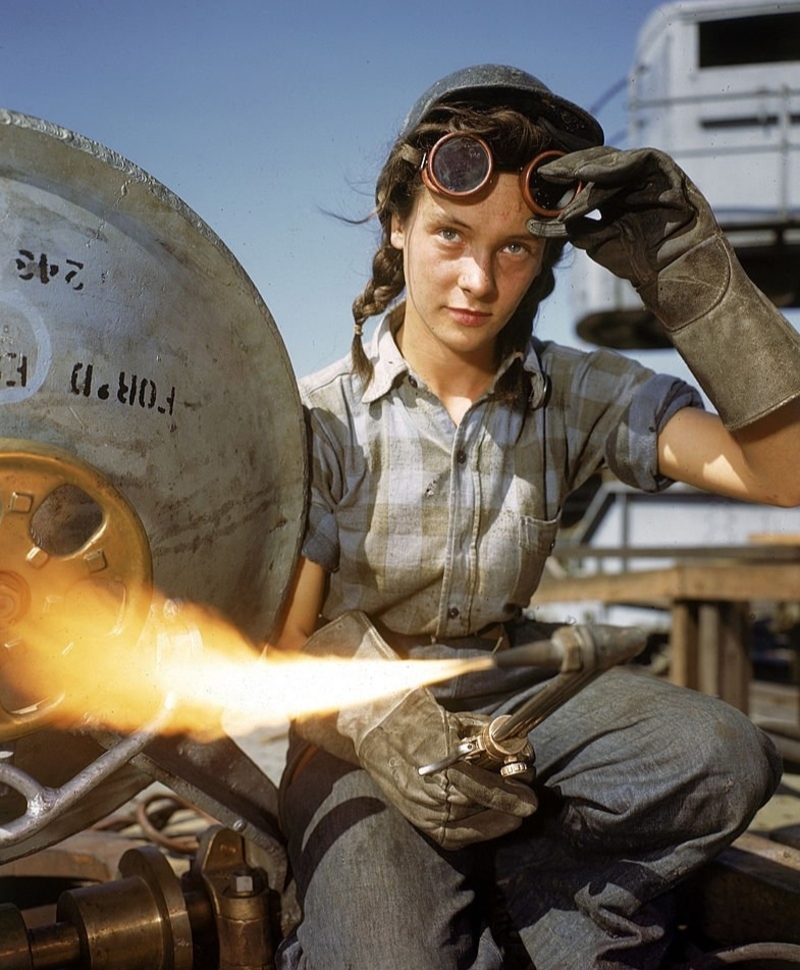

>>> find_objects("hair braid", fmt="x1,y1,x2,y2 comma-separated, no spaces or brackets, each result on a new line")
351,241,405,383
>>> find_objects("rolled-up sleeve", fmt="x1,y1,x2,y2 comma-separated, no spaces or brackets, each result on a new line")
605,372,704,492
535,341,705,501
300,405,341,573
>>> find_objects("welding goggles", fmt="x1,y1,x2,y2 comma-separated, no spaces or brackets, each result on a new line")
420,132,580,218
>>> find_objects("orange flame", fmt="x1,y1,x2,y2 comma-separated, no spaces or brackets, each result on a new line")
1,588,492,741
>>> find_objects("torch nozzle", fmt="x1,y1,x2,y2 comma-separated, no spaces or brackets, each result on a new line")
491,639,564,669
491,624,647,674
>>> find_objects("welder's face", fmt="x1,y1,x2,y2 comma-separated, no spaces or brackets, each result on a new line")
390,173,545,365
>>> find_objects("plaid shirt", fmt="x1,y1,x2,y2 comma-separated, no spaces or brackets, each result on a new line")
300,316,702,639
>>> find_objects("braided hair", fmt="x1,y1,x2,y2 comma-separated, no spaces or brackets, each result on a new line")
351,104,567,401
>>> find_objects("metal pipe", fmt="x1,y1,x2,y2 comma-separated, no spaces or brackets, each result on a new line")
0,700,176,848
27,923,81,970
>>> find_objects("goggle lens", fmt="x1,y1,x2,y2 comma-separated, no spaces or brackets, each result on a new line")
421,134,580,219
522,150,580,218
425,133,493,195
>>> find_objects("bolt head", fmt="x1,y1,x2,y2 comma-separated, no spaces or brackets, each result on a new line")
232,872,254,895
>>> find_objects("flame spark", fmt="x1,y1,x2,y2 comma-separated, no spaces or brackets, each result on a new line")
1,587,492,741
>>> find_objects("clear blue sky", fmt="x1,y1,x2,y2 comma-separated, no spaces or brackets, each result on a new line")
2,0,684,379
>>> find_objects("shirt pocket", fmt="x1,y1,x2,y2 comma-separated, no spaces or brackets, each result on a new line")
508,514,561,607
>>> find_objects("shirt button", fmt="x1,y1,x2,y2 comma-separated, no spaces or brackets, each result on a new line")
408,376,418,388
448,606,460,619
456,449,467,464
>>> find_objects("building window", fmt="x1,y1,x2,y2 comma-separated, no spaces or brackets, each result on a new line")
699,12,800,67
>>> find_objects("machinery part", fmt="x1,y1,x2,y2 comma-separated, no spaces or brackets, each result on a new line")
0,703,173,849
57,845,194,970
0,844,194,970
0,106,305,644
419,624,647,777
131,793,220,855
0,108,305,861
186,826,277,970
90,728,286,868
0,730,152,865
0,438,153,741
0,827,280,970
4,829,799,969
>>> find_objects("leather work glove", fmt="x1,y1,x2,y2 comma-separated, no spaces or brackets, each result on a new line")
293,611,538,851
540,146,800,430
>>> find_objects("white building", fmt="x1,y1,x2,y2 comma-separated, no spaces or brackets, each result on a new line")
571,0,800,348
549,1,800,644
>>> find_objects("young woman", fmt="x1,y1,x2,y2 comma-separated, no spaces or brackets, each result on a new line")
273,65,798,970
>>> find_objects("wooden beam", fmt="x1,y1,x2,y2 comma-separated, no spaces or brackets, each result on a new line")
551,543,800,561
682,832,800,946
670,602,699,690
534,564,800,606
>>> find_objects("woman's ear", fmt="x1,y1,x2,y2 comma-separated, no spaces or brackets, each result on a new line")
390,212,405,251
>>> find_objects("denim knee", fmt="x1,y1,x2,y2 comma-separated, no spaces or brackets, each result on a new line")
680,694,782,831
533,671,782,853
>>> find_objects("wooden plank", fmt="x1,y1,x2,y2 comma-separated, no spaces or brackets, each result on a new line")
671,565,800,602
670,602,699,690
718,603,751,714
534,568,679,605
0,829,144,882
682,832,800,946
696,603,718,698
534,564,800,606
552,543,800,561
693,602,751,714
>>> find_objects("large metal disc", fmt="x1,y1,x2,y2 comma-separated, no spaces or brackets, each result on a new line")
0,110,303,861
0,109,306,641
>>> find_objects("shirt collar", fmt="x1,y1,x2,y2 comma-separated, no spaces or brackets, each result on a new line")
361,314,550,410
521,339,550,410
361,315,410,404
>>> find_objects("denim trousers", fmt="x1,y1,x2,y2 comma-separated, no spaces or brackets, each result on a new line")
276,665,781,970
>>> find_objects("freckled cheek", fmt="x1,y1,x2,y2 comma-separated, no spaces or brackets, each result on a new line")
504,265,540,301
411,250,460,292
403,251,455,311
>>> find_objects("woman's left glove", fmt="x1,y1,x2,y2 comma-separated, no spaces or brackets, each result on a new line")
293,611,538,851
539,146,800,430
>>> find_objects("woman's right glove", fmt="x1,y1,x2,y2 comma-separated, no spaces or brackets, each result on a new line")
293,611,538,851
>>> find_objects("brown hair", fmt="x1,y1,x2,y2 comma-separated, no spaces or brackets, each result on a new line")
350,102,567,401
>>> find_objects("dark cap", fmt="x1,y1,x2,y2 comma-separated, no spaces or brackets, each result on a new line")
400,64,604,150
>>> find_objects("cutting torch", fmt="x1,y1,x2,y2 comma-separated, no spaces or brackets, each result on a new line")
418,624,647,782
